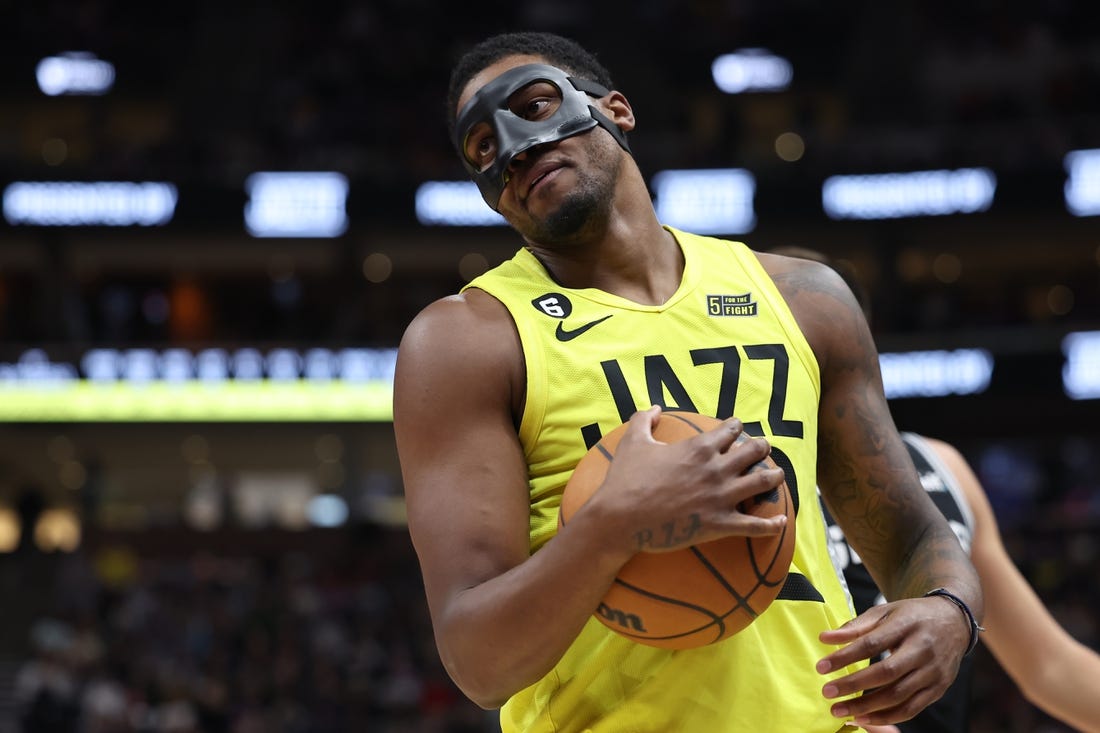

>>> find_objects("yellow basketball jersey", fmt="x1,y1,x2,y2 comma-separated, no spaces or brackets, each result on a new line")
463,227,865,732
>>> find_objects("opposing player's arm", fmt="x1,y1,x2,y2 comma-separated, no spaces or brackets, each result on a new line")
926,438,1100,733
393,289,630,708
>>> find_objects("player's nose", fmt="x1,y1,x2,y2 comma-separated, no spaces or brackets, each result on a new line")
508,141,549,171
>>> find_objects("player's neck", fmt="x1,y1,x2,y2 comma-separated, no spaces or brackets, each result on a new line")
528,215,683,305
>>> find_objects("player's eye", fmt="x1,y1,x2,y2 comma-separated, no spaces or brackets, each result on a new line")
522,97,554,119
509,82,562,121
464,124,497,171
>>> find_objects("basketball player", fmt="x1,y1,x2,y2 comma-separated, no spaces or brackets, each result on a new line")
772,246,1100,733
393,31,983,731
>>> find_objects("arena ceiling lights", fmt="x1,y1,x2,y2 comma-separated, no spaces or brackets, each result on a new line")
1062,331,1100,400
4,155,1094,232
36,52,115,96
711,49,793,94
879,349,994,399
651,168,756,234
2,181,178,226
822,168,997,220
415,180,506,226
244,171,349,238
1064,148,1100,217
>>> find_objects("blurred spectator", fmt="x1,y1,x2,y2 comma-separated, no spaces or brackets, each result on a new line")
6,527,492,733
14,619,80,732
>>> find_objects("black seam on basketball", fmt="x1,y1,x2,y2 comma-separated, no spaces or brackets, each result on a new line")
662,411,708,433
739,539,770,584
611,577,723,621
611,576,728,641
688,545,758,619
560,438,616,529
742,489,794,587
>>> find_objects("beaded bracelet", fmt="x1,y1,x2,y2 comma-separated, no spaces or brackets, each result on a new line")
925,587,986,656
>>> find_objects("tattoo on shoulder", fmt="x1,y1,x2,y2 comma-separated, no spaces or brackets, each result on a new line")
770,261,854,313
770,261,873,364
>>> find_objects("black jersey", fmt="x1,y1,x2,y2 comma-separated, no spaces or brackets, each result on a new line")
820,431,977,733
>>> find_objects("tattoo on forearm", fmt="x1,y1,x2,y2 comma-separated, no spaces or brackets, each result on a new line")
773,255,976,599
822,389,972,598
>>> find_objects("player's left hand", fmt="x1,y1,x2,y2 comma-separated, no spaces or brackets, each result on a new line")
815,596,970,726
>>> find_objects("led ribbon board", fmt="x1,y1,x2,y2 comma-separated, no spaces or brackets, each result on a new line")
823,168,996,220
3,181,178,226
879,348,994,399
1065,149,1100,217
415,181,506,226
652,168,756,234
0,347,396,422
1062,331,1100,399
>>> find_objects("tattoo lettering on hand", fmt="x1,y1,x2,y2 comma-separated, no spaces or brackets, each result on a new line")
635,513,702,550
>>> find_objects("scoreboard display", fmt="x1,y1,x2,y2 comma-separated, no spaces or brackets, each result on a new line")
1,334,1095,426
0,346,397,421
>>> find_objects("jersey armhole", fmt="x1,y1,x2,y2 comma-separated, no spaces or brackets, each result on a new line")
461,284,547,463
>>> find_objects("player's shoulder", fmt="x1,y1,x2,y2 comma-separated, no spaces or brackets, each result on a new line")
750,246,884,381
755,250,848,298
398,289,521,373
407,288,512,330
758,250,865,345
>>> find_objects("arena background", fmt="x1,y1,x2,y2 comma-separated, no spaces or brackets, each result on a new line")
1,1,1098,731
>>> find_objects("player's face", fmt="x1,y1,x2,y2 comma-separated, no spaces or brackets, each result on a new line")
456,56,626,246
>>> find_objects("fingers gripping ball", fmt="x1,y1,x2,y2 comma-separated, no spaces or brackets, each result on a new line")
559,412,796,649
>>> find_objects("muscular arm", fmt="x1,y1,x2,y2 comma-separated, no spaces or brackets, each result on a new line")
764,255,977,602
926,438,1100,733
760,253,983,725
394,289,784,708
393,290,628,708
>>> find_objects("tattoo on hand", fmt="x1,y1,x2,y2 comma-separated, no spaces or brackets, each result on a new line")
635,513,702,550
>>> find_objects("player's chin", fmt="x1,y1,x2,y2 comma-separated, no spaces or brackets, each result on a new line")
525,171,575,211
500,192,546,223
519,190,556,219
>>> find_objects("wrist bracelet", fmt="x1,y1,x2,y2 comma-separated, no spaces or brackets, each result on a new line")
925,587,985,656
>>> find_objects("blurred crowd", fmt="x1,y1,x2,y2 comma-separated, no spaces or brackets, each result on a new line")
5,528,491,733
0,468,1096,733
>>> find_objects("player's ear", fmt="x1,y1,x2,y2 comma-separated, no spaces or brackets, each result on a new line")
601,91,635,133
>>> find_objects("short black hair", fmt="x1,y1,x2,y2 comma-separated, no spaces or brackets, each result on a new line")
446,31,615,140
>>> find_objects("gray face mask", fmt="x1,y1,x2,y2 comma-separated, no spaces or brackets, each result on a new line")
454,63,631,210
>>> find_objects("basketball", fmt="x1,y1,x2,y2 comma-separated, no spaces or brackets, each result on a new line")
559,411,796,649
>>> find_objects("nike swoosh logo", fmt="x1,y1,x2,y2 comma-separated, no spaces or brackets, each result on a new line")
555,315,613,342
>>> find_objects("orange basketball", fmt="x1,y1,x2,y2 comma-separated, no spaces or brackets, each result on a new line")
559,411,796,649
